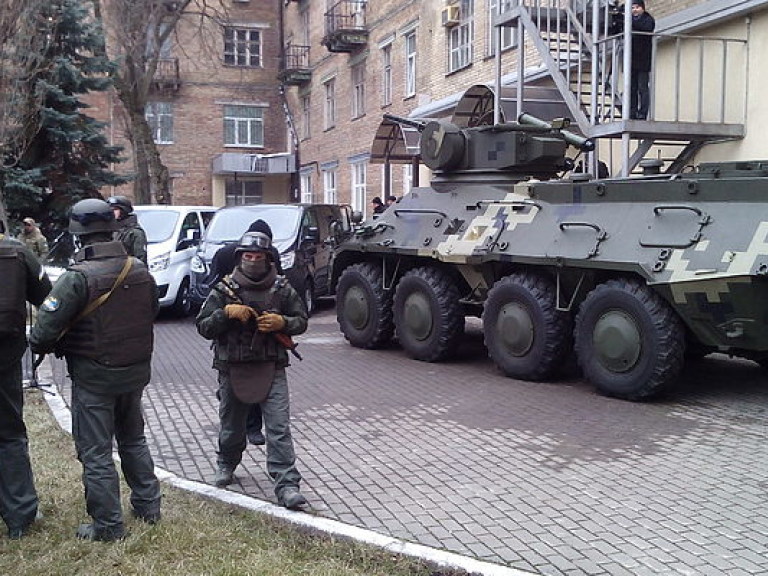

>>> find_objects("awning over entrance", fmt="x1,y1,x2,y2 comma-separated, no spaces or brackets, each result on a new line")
369,116,422,165
451,84,575,129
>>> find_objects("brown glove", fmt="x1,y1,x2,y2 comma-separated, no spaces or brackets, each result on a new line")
224,304,254,323
257,312,286,333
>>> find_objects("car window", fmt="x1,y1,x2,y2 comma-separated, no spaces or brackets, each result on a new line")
201,211,215,228
178,212,201,244
302,208,318,236
135,209,180,243
205,206,301,243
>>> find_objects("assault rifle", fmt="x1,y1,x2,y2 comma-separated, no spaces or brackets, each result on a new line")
215,279,303,361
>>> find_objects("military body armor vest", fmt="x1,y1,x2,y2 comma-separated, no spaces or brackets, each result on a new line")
0,243,27,338
61,241,154,366
217,276,286,364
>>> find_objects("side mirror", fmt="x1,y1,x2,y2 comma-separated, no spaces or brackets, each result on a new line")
351,211,363,224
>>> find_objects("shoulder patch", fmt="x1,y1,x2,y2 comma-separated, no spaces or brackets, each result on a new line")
41,296,60,312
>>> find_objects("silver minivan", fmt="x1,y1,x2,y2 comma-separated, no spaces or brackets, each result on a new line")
134,205,216,316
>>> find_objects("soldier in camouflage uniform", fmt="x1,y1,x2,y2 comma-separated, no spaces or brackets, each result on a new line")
106,195,147,264
196,230,309,510
0,222,51,539
30,199,160,541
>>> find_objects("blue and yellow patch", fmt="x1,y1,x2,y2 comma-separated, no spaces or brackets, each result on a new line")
41,296,60,312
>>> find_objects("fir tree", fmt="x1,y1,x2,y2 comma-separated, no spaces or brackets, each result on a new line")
2,0,130,231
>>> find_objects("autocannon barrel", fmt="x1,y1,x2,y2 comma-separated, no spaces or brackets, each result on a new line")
382,113,428,132
518,113,595,152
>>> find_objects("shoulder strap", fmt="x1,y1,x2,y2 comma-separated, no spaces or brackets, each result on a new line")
57,257,134,341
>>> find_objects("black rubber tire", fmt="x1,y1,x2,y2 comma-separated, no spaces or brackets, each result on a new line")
302,278,315,317
170,278,193,318
482,273,572,380
393,267,464,362
336,262,394,349
574,278,685,401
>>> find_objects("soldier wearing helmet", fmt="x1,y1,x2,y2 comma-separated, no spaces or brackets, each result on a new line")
0,220,51,539
195,229,309,510
106,195,147,264
30,198,161,541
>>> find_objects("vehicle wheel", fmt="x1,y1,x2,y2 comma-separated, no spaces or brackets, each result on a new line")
393,267,464,362
336,262,394,349
170,278,193,317
574,278,685,401
482,273,572,380
302,279,315,317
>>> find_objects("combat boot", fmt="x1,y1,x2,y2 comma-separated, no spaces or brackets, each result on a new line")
8,510,43,540
75,523,126,542
214,466,235,487
279,487,307,510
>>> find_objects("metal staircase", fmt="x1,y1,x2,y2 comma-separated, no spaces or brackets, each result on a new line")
495,0,746,176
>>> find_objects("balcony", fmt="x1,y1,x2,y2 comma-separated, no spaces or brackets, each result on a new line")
321,0,369,53
279,44,311,86
151,58,180,93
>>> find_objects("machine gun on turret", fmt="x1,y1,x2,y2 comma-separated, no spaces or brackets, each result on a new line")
383,112,593,180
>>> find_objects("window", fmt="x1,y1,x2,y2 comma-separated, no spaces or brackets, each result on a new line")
488,0,514,56
382,43,392,106
224,105,264,147
145,101,173,144
225,180,263,205
405,31,416,97
403,164,413,197
324,78,336,130
449,0,474,72
351,161,367,215
301,95,311,140
224,27,261,67
351,62,366,119
146,22,172,59
323,168,337,204
300,172,313,204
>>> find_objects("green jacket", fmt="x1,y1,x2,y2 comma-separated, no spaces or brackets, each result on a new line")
115,214,148,264
196,273,307,370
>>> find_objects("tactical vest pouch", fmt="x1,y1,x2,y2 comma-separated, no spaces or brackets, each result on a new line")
229,361,275,403
0,247,26,338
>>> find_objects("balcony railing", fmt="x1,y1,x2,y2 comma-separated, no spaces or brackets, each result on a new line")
322,0,369,53
151,58,180,93
279,43,311,85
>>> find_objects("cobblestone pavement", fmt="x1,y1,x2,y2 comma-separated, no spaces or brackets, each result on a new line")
47,301,768,575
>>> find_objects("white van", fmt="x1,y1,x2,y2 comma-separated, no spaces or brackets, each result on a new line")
134,205,216,316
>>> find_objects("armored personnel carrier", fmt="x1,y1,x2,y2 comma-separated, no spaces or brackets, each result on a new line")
331,114,768,400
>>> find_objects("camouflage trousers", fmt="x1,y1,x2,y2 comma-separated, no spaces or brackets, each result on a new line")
216,367,301,498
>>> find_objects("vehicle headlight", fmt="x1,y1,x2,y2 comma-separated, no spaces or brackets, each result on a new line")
149,251,171,272
280,250,295,270
190,255,206,274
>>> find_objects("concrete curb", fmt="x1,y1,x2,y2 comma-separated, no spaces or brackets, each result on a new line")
38,361,534,576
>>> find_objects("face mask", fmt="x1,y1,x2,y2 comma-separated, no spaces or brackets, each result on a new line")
240,259,268,280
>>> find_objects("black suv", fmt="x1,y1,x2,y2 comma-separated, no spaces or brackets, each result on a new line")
190,204,353,314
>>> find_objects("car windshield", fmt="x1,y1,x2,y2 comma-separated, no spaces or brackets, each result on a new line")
205,206,301,243
135,210,180,243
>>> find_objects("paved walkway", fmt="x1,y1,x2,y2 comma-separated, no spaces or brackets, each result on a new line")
41,302,768,575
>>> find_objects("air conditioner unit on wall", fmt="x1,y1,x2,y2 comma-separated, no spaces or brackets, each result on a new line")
441,5,460,27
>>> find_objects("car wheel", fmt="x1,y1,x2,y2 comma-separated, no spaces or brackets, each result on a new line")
483,272,572,380
336,262,394,349
393,266,464,362
170,278,193,318
574,278,685,401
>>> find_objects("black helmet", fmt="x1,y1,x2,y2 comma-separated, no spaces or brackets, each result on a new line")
69,199,118,235
106,195,133,216
235,231,272,255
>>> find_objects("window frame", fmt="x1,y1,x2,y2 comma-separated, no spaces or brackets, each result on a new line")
448,0,474,73
145,101,174,144
323,168,337,204
381,43,392,106
324,78,336,130
488,0,515,56
404,31,416,98
351,61,366,119
351,161,368,216
223,27,262,68
223,105,265,148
